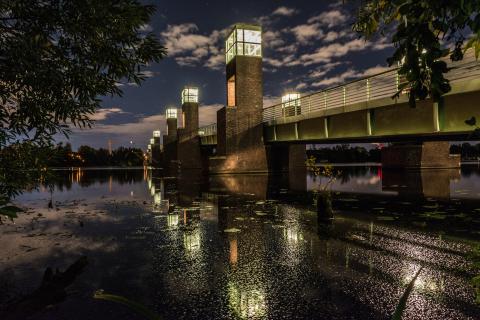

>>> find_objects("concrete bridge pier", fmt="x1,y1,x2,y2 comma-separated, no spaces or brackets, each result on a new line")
267,144,307,172
381,141,460,168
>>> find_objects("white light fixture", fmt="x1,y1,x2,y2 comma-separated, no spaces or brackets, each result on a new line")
225,24,262,64
181,87,199,104
166,107,178,119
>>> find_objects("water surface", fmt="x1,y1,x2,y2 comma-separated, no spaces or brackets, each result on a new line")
1,165,479,319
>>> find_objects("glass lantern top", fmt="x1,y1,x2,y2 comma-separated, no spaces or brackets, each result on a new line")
225,24,262,64
281,93,301,106
181,87,199,104
166,107,178,119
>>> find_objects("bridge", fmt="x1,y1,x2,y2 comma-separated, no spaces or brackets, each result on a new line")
149,23,480,174
199,49,480,145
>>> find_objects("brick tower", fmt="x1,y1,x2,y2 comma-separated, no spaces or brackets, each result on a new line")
213,23,267,173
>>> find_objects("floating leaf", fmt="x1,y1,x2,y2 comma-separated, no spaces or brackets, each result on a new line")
94,290,161,320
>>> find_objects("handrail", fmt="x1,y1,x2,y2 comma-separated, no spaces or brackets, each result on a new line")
263,48,480,123
195,49,480,135
198,123,217,136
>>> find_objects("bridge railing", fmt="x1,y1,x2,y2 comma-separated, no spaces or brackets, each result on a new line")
199,123,217,136
263,48,480,123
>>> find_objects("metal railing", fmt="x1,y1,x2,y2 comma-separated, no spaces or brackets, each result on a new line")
198,123,217,136
194,49,480,137
263,49,480,123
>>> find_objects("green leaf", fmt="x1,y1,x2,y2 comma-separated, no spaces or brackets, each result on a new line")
0,205,23,220
465,116,477,127
93,290,161,320
392,267,423,320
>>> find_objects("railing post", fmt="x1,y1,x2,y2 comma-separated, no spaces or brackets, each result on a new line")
324,91,327,114
366,79,370,102
396,71,400,92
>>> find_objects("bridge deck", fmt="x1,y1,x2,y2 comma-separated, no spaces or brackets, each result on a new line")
199,49,480,145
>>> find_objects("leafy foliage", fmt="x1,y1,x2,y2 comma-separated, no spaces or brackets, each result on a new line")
94,290,161,320
353,0,480,107
392,267,423,320
469,246,480,304
305,156,340,192
0,0,166,146
0,0,165,204
464,116,480,139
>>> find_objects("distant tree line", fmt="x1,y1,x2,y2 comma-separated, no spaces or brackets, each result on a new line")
47,143,145,167
450,143,480,160
307,143,480,163
306,145,381,163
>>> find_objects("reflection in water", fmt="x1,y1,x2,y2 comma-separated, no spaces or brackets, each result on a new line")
227,282,267,319
167,214,179,228
7,166,480,319
183,230,201,254
229,237,238,265
402,263,445,295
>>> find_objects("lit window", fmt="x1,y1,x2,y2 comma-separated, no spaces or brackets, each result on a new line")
153,130,161,138
181,87,199,104
150,138,155,144
225,24,262,63
166,107,177,119
282,93,301,117
147,144,151,150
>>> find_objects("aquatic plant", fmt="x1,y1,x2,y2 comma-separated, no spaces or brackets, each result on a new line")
469,246,480,304
305,156,340,221
94,290,161,320
392,267,423,320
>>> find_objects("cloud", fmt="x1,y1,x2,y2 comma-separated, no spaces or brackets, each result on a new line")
199,104,223,126
85,113,166,135
291,23,324,44
311,65,392,87
161,23,210,56
263,30,285,48
309,61,344,78
307,9,349,28
160,23,230,71
140,70,157,78
139,24,153,32
91,108,127,121
263,95,281,108
272,6,298,17
299,38,370,66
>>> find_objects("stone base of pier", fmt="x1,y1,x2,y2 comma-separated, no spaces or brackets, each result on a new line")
381,141,460,168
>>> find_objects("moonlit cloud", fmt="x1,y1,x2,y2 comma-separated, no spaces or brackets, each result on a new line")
307,9,349,27
91,108,128,121
272,6,299,17
311,65,392,87
63,2,396,149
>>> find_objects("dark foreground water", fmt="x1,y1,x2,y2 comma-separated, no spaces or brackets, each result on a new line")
1,165,480,319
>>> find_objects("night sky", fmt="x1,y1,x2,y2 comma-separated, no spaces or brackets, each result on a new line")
64,0,394,150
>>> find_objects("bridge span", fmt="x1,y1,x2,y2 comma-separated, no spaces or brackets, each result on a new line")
150,23,480,173
199,49,480,146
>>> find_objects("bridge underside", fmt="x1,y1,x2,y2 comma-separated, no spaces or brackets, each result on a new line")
264,86,480,145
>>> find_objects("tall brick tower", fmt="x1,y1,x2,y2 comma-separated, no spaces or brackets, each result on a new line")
181,87,199,134
178,87,202,170
163,107,178,172
213,23,267,173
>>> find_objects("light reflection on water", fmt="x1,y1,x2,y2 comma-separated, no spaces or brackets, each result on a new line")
4,165,480,319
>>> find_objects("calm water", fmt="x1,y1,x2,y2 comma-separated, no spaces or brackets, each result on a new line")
1,165,480,319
